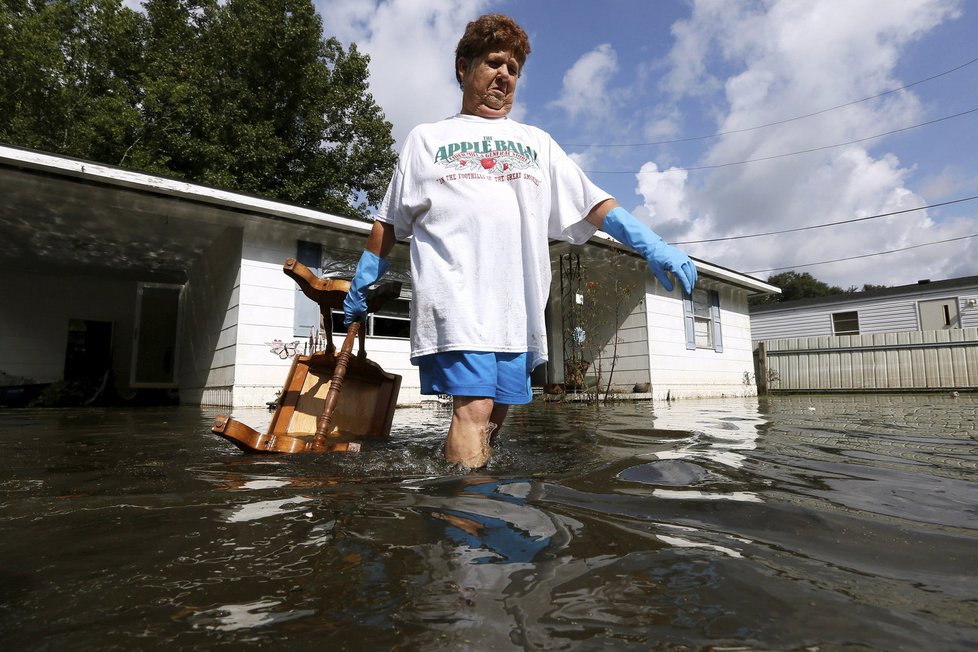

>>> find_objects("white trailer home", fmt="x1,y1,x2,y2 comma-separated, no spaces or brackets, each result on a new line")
749,277,978,392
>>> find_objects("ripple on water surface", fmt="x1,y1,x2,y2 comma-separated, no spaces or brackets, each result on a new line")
0,395,976,650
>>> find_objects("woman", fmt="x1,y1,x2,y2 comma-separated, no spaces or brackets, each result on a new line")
345,14,696,468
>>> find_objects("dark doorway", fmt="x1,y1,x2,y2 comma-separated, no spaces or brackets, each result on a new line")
132,284,180,386
64,319,113,382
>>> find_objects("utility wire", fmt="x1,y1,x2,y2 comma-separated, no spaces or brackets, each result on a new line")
586,106,978,174
673,195,978,245
565,54,978,148
746,233,978,274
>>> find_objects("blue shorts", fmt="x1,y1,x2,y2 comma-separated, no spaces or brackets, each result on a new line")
417,351,533,405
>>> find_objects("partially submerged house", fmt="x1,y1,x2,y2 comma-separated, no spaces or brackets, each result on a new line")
749,277,978,392
0,144,778,407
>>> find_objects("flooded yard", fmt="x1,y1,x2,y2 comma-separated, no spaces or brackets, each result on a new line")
1,394,976,650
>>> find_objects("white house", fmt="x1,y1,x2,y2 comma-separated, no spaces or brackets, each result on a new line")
749,276,978,393
0,144,778,407
750,276,978,340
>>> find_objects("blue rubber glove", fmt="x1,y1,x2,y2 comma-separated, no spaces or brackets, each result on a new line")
601,207,697,295
343,250,390,326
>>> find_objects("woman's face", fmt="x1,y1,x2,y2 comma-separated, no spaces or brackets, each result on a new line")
457,50,521,118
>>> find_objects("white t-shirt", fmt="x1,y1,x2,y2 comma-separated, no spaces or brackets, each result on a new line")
376,113,611,367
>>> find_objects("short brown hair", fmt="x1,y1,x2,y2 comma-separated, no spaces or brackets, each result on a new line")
454,14,531,86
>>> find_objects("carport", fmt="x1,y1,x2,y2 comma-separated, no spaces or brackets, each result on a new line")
0,144,368,405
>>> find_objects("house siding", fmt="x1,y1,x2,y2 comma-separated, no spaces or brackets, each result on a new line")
229,222,420,407
953,296,978,329
178,225,243,406
577,260,652,392
748,309,828,341
234,223,325,407
195,230,766,408
648,281,757,400
859,298,920,332
751,281,978,341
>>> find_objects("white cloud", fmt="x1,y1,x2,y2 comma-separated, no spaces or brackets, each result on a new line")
918,166,978,199
642,107,683,142
549,44,619,121
661,0,730,98
315,0,493,145
653,0,966,287
633,162,691,236
567,150,595,171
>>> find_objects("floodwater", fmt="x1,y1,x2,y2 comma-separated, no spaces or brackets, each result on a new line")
1,394,976,651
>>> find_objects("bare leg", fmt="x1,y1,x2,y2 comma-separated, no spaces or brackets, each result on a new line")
444,396,498,468
488,403,510,445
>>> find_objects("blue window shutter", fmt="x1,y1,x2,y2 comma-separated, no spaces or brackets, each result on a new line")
683,294,696,350
710,290,723,353
293,241,322,337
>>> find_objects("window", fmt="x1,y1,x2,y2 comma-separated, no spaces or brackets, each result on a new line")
683,288,723,352
370,297,411,338
832,311,859,336
330,297,411,339
293,240,322,338
296,240,411,341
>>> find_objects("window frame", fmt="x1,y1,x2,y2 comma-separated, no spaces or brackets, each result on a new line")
329,297,411,341
831,310,860,336
683,288,723,352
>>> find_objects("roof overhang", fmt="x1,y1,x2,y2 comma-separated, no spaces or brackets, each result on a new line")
0,144,371,283
1,143,782,297
554,232,781,297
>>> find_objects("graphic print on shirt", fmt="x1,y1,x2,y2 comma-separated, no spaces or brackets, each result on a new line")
433,134,542,186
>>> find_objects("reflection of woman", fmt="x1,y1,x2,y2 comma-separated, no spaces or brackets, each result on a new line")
429,478,554,564
404,475,580,646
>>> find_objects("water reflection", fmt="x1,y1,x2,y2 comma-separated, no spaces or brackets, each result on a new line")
222,495,315,523
190,598,315,632
420,477,567,565
611,398,765,504
1,396,976,650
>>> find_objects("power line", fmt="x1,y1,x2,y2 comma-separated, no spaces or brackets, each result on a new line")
673,195,978,245
565,53,978,148
746,233,978,274
586,106,978,174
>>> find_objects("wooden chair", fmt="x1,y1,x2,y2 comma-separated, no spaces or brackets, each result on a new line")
212,258,402,454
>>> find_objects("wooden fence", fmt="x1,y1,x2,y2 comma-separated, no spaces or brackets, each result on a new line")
755,328,978,393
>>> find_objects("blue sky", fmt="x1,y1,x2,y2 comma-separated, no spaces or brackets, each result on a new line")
321,1,978,288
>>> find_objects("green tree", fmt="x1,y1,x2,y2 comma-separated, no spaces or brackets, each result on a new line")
0,0,396,218
0,0,143,162
858,283,889,293
750,270,846,306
